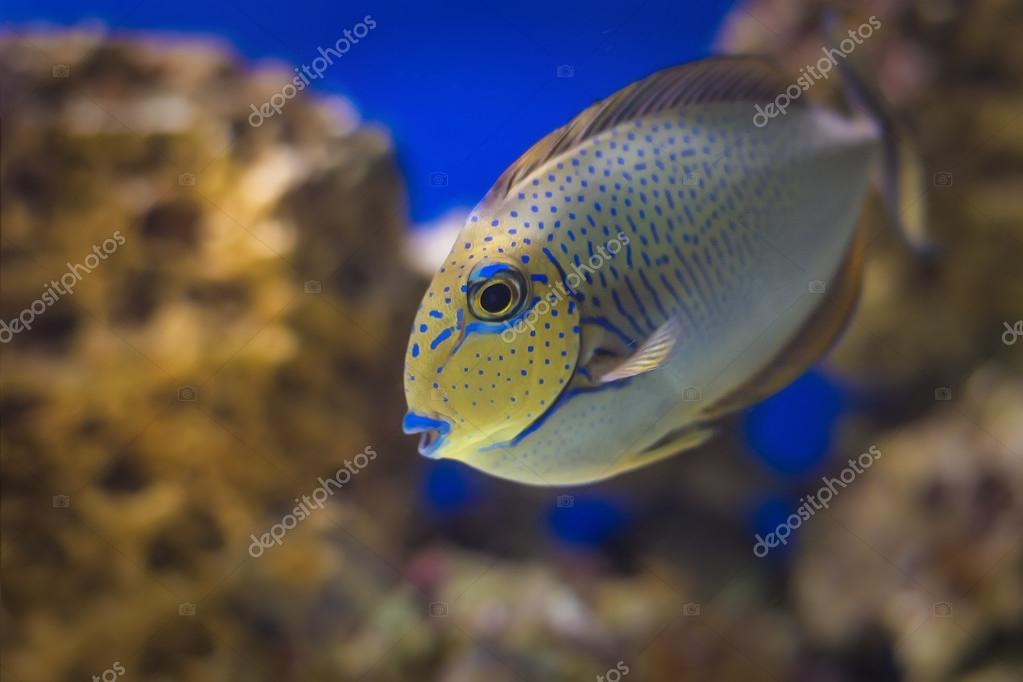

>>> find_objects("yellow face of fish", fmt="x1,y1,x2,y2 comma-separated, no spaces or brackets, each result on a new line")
403,222,581,461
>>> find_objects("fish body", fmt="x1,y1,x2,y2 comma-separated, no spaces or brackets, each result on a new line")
403,58,914,485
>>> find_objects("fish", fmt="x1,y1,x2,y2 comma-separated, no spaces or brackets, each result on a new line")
401,55,926,486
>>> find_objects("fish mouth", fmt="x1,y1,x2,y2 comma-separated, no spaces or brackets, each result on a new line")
402,411,452,459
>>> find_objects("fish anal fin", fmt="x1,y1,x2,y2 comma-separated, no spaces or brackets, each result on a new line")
702,219,869,419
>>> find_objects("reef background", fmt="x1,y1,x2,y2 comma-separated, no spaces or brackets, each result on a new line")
1,1,1021,680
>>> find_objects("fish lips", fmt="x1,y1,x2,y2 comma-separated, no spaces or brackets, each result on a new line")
402,411,452,459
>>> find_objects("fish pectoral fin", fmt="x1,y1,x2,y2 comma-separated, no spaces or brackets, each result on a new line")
612,424,717,475
599,318,682,383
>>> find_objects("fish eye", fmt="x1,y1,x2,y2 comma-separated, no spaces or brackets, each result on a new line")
468,266,527,322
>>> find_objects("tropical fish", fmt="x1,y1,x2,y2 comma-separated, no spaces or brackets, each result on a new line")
402,55,925,485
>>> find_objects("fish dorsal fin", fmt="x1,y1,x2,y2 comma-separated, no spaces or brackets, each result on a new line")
483,57,796,205
599,317,683,383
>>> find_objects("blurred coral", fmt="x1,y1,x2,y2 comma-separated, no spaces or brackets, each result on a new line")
0,29,420,682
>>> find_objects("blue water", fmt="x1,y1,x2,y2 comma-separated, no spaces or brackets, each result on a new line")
744,370,846,477
420,459,480,517
546,494,630,548
3,0,737,223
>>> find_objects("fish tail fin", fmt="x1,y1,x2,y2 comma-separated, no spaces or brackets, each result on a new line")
824,10,934,257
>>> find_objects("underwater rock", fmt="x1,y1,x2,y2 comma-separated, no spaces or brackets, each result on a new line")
0,29,419,682
793,366,1023,680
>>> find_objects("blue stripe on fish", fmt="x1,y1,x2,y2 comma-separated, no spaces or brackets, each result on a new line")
482,377,633,450
689,253,720,312
430,327,453,349
624,274,656,333
612,289,646,337
659,272,681,305
477,263,515,279
542,247,584,300
582,316,634,347
639,270,668,321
